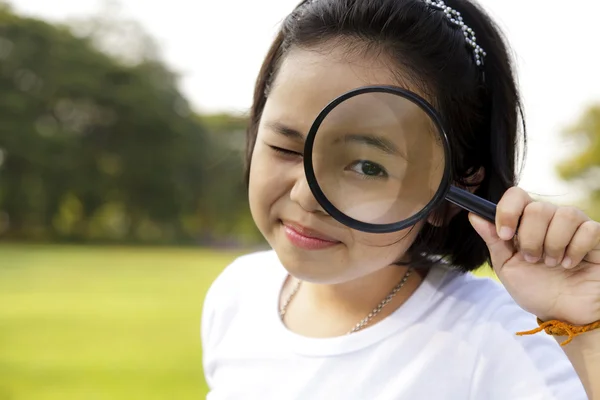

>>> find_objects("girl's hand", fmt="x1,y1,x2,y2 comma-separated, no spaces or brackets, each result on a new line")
469,187,600,325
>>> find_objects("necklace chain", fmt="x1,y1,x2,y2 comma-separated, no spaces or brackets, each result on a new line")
279,268,413,335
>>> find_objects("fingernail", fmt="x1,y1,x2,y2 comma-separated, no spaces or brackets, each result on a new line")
499,227,514,240
561,257,572,269
523,254,539,264
545,257,557,267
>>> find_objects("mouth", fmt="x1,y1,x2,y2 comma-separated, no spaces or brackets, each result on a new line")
281,220,341,250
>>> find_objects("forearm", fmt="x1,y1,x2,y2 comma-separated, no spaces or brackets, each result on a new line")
560,329,600,399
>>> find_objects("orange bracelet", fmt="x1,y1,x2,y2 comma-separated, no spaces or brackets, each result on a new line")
516,318,600,346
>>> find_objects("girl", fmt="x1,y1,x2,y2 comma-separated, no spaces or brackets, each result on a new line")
201,0,600,398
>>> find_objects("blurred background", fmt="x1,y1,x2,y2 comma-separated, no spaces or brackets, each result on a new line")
0,0,598,399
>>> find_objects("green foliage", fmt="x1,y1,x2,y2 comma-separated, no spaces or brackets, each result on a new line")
0,7,261,245
201,112,248,134
557,106,600,220
197,112,262,244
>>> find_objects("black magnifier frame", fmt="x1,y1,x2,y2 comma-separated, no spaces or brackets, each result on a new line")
303,85,497,234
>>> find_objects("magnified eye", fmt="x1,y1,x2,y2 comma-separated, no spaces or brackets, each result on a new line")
347,160,388,178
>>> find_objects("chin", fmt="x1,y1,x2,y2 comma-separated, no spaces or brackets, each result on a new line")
271,238,352,284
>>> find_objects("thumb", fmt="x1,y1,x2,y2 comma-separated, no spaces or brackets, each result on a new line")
468,213,515,271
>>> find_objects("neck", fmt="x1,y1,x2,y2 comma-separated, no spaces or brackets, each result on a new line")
282,264,426,338
303,264,415,309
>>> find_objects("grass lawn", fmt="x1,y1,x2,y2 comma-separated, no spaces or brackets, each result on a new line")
0,243,496,399
0,243,243,400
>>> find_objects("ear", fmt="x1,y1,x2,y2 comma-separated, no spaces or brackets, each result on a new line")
427,166,485,227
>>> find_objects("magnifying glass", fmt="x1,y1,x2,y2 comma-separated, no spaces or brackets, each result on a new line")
304,85,497,234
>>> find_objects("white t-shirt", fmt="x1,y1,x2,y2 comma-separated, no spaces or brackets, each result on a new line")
201,250,587,399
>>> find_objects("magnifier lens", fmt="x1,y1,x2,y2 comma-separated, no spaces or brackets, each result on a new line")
309,90,447,226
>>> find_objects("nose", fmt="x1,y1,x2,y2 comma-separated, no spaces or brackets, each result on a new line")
290,173,327,214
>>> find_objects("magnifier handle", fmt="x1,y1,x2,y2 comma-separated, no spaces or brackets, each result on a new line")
447,186,496,223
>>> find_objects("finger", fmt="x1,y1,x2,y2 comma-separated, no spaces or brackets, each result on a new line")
496,187,533,241
516,202,557,264
469,213,515,270
543,206,587,267
563,220,600,269
584,248,600,265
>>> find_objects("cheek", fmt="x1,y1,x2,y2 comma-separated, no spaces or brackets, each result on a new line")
248,145,289,219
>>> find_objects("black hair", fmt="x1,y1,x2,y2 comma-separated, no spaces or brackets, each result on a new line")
245,0,525,272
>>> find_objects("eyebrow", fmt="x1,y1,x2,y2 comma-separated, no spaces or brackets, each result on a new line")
338,134,401,156
265,121,401,156
265,122,305,142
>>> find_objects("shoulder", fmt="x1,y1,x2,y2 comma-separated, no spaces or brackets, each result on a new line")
426,265,527,329
429,266,586,398
201,249,282,340
206,249,282,297
430,266,559,346
201,249,284,385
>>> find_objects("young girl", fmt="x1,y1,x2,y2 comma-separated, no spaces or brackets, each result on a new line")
201,0,600,398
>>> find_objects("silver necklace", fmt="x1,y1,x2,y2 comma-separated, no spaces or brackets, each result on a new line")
279,268,413,334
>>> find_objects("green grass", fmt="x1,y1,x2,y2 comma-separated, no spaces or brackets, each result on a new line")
0,243,242,400
0,243,496,400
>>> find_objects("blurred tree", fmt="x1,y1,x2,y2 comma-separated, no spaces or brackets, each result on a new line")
68,0,161,66
0,4,260,245
557,105,600,220
198,113,262,244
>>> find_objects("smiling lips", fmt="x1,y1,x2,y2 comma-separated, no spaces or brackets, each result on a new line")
282,221,341,250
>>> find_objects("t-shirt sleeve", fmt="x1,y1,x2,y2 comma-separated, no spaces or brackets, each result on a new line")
201,256,244,389
200,268,219,389
470,301,588,399
200,275,216,388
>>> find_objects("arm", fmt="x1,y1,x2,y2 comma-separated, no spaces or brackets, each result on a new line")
560,330,600,399
467,187,600,399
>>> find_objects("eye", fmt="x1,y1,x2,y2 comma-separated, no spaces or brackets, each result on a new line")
347,160,388,179
268,145,302,157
